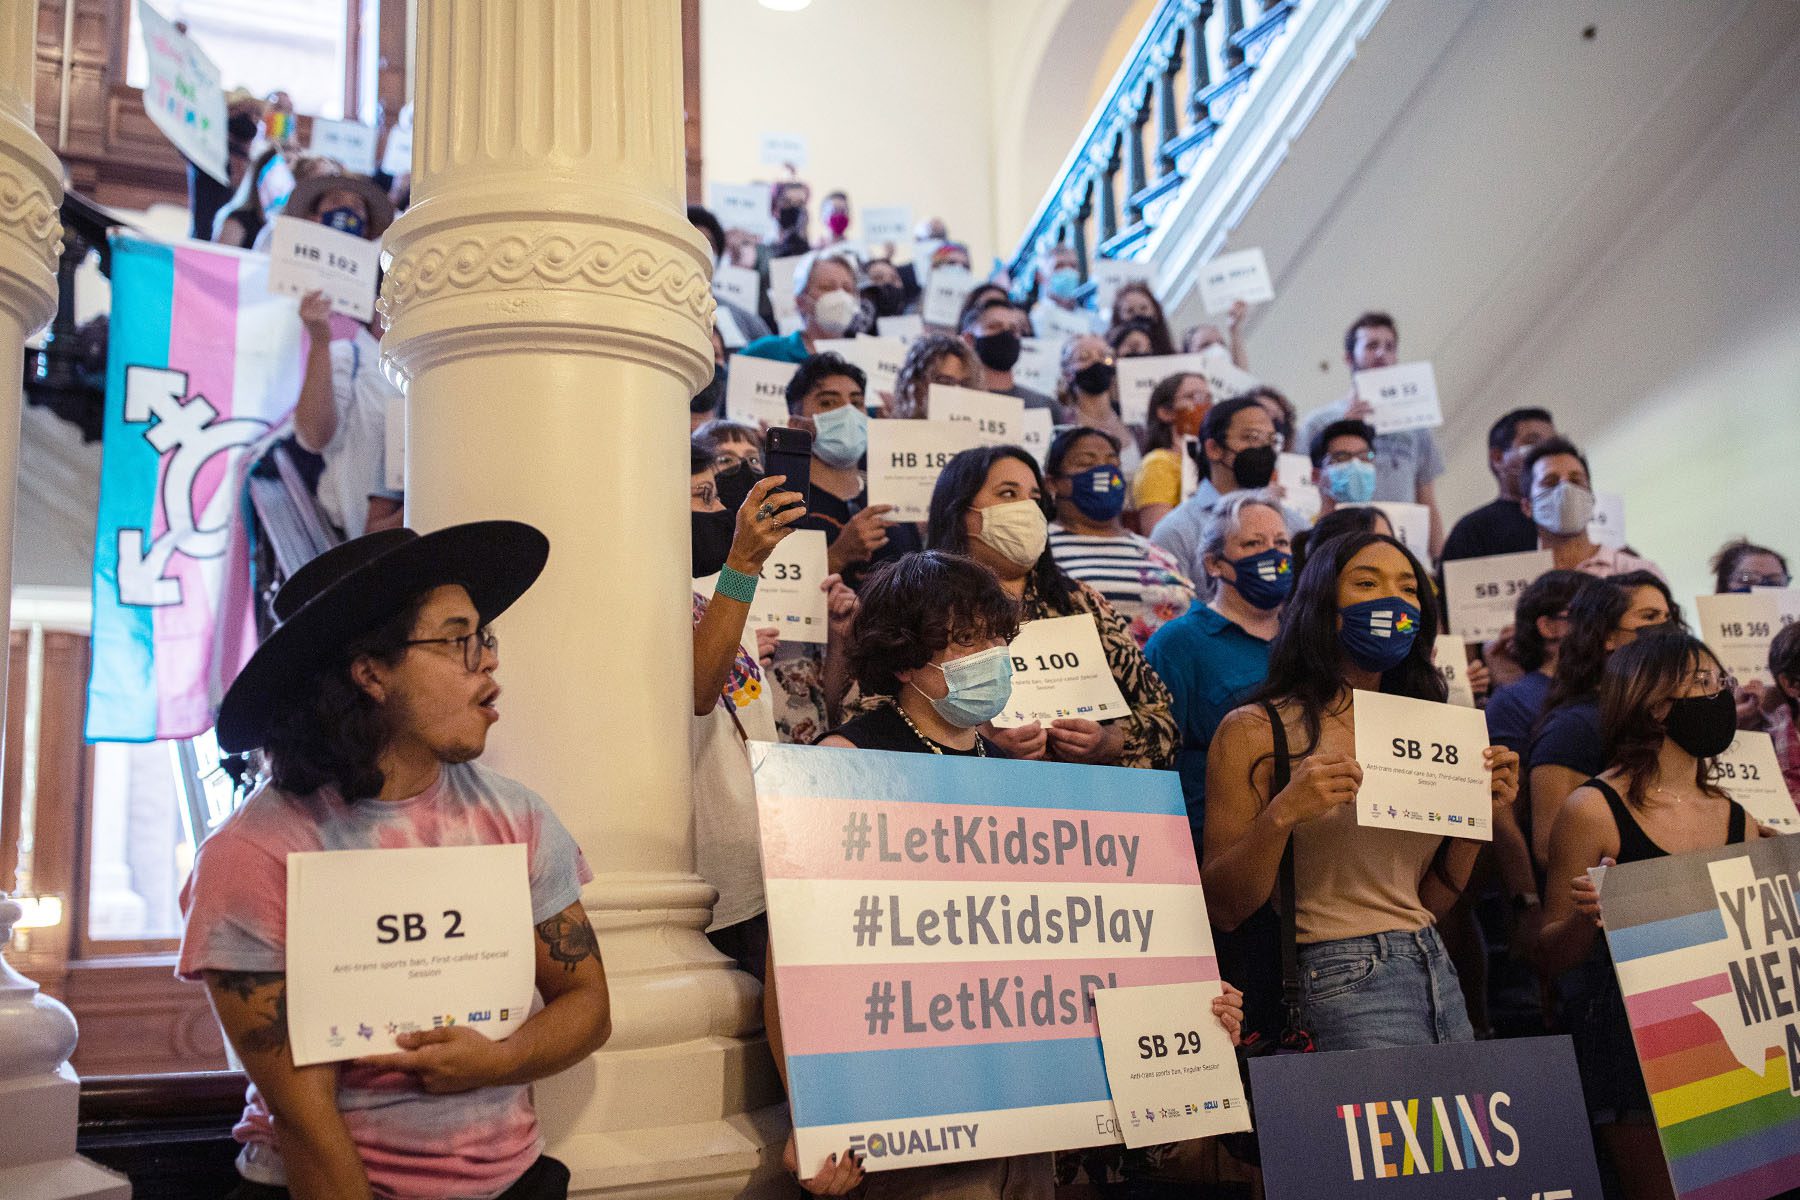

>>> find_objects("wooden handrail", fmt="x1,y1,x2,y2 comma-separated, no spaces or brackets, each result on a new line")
79,1070,248,1131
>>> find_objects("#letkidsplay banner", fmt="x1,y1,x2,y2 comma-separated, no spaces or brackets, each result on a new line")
86,235,305,742
753,742,1220,1174
1602,835,1800,1200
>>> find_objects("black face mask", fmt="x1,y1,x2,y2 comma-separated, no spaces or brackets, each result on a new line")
777,204,806,232
716,461,760,515
868,284,907,317
692,366,726,415
972,331,1022,372
1074,362,1116,395
1661,689,1737,759
691,509,736,579
1229,444,1278,489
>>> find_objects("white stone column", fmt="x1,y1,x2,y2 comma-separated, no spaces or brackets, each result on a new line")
380,4,783,1196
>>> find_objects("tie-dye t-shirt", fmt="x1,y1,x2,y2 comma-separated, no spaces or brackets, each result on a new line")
177,761,592,1200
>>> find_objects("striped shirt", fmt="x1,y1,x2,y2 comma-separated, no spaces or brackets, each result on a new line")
1048,524,1197,648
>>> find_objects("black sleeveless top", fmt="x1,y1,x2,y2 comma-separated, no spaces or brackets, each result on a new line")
1584,776,1748,863
824,702,1007,758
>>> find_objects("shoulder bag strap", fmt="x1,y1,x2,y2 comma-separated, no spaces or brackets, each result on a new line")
1259,701,1301,1029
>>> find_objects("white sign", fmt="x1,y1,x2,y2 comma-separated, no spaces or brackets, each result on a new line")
1090,258,1152,314
867,419,983,521
922,266,974,328
1754,586,1800,631
379,109,413,177
1695,592,1779,687
1197,248,1274,315
1352,688,1493,840
747,529,829,644
309,118,378,174
384,386,405,493
1713,731,1798,832
1353,362,1442,435
1587,490,1626,548
285,843,535,1067
815,336,906,408
1442,549,1556,643
1032,301,1096,340
910,238,943,280
267,215,382,321
713,264,761,314
709,182,774,240
1274,452,1321,522
1019,407,1054,466
1115,353,1209,427
1179,435,1201,501
758,131,810,169
1093,981,1252,1147
1196,345,1258,403
1014,336,1065,396
928,384,1023,445
993,614,1130,728
137,1,229,184
767,254,806,328
861,205,912,245
1432,634,1476,708
724,355,798,428
879,313,924,341
715,305,748,350
1350,501,1433,568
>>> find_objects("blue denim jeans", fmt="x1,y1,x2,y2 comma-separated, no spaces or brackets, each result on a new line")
1298,926,1474,1052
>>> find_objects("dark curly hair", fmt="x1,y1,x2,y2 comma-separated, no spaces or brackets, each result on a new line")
1537,570,1682,734
848,551,1020,696
784,352,866,414
262,591,429,802
1510,569,1587,673
925,444,1080,614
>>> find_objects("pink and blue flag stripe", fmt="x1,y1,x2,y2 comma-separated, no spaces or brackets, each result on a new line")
87,235,304,742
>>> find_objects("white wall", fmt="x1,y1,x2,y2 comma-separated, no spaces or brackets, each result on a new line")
1472,54,1800,607
700,0,1001,262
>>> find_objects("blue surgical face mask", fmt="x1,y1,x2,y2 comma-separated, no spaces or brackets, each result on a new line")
1322,459,1377,505
1048,267,1082,301
320,206,367,239
914,645,1015,729
1066,465,1126,522
1223,548,1293,610
1337,597,1422,673
811,404,867,469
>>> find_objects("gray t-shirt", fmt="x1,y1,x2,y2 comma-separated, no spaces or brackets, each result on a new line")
1298,397,1445,504
1000,382,1057,412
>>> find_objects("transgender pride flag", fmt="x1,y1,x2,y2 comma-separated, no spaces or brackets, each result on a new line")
86,235,305,742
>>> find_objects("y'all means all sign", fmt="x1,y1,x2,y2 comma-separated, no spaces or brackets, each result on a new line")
267,215,382,321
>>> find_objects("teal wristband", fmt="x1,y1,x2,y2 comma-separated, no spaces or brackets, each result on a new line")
715,564,758,603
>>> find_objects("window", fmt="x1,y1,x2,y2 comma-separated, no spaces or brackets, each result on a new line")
125,0,353,121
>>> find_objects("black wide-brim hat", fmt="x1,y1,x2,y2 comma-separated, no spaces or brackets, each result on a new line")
215,521,549,753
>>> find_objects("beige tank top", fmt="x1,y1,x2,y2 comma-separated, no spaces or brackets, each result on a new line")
1278,706,1440,944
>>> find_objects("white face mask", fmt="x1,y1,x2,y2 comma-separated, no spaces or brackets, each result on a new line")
811,290,859,336
1531,480,1595,535
976,499,1048,568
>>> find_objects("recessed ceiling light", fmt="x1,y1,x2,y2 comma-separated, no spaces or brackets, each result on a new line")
760,0,812,11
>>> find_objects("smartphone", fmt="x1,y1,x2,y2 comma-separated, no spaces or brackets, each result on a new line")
762,427,813,510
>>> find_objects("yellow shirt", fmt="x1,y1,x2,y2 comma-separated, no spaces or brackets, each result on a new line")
1132,447,1182,510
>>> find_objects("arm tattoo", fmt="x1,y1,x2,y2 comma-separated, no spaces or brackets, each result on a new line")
534,910,600,973
206,970,290,1054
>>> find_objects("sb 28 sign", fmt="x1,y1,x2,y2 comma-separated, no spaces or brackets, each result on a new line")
1392,737,1460,765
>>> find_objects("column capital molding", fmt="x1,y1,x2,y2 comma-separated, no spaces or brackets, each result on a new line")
379,196,715,390
0,112,64,335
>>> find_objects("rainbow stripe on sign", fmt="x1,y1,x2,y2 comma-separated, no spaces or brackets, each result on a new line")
753,743,1218,1173
1603,838,1800,1200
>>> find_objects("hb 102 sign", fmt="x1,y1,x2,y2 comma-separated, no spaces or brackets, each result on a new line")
1250,1035,1602,1200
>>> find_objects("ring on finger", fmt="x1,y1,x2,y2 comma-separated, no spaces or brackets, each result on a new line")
756,504,775,520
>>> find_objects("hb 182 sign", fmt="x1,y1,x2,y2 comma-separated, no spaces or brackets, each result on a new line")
1249,1036,1602,1200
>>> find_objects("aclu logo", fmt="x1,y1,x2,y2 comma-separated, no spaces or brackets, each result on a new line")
846,1122,979,1160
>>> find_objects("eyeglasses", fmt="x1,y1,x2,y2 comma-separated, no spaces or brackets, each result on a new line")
402,627,497,672
1684,668,1737,693
1234,430,1285,451
1324,449,1376,466
1728,572,1790,590
714,451,762,474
